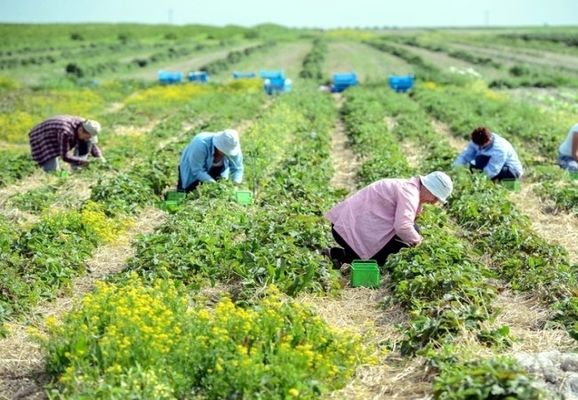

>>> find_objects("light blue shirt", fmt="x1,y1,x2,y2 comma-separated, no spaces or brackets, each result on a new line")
179,132,243,188
453,133,523,179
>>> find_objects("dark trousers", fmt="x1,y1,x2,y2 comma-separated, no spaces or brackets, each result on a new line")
470,155,520,181
75,140,91,157
329,225,411,266
177,165,224,193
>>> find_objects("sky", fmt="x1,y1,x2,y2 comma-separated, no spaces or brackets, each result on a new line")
0,0,577,28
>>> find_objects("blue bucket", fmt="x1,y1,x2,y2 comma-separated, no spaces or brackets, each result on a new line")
388,74,414,93
158,70,183,84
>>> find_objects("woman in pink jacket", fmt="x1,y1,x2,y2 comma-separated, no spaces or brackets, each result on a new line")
323,171,453,267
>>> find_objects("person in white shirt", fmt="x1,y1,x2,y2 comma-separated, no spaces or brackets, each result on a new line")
558,123,578,172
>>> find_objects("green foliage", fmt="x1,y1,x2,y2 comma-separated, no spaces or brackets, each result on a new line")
433,357,545,399
199,42,276,74
299,38,327,80
0,150,37,187
42,278,367,399
8,184,59,213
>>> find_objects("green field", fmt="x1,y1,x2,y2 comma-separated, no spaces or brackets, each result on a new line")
1,23,578,400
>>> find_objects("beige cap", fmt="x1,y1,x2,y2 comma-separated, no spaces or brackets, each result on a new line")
82,119,101,137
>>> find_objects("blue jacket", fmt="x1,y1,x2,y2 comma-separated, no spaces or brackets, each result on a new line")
179,132,244,188
453,133,523,179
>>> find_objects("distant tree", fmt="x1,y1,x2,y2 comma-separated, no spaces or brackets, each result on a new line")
70,32,84,41
164,32,177,40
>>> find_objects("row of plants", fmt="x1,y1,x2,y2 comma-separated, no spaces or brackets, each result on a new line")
38,89,373,398
0,87,266,334
299,38,327,80
198,42,276,75
410,80,578,215
342,86,547,398
380,82,578,341
395,34,578,89
40,275,368,399
342,88,501,352
121,88,340,297
395,36,502,68
64,42,221,79
377,82,578,307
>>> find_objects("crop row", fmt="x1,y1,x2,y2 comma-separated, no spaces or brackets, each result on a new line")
38,88,372,398
411,81,578,216
0,88,266,334
343,86,549,398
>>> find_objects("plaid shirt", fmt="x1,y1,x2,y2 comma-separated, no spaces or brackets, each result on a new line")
28,115,102,166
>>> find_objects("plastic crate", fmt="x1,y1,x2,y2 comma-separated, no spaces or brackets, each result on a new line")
188,71,209,82
500,179,521,192
158,200,181,214
351,260,380,288
331,72,358,93
388,75,414,93
158,70,183,84
235,190,253,205
166,191,186,203
260,70,291,94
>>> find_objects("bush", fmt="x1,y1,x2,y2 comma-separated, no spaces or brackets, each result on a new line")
42,279,368,399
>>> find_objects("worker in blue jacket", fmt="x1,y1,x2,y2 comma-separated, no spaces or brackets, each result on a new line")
453,126,523,181
177,129,244,192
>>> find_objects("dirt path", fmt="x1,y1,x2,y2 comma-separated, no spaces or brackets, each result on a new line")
510,183,578,265
0,208,165,400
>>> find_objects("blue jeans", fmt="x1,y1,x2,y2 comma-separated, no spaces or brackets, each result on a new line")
41,157,60,172
559,154,578,172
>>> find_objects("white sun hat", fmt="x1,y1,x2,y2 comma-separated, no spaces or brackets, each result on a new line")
213,129,241,156
420,171,453,203
82,119,101,136
82,120,101,144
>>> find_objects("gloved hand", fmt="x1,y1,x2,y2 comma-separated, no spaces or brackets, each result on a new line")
99,156,107,164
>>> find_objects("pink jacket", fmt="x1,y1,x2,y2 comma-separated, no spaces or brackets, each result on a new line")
325,177,423,259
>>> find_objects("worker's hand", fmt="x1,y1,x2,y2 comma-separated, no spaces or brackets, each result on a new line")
99,156,107,164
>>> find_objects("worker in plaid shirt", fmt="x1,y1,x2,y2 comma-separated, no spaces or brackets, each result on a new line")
28,115,106,172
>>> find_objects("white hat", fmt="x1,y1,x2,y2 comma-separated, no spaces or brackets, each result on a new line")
420,171,453,203
213,129,240,156
82,119,101,137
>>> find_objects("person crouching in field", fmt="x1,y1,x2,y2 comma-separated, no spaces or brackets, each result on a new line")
29,116,105,172
558,123,578,172
322,171,453,268
453,126,523,181
177,129,243,193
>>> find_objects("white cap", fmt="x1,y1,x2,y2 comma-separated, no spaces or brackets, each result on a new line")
213,129,240,156
82,119,101,137
420,171,453,203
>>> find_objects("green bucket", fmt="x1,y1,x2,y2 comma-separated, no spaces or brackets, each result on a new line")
500,179,521,192
157,200,181,214
351,260,380,288
166,191,186,203
235,190,253,205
